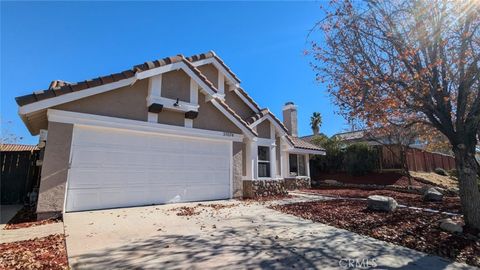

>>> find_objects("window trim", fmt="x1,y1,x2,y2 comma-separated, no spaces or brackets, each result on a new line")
289,153,307,177
258,146,271,178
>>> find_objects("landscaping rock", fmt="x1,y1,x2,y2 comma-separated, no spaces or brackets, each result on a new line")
324,179,341,185
439,218,463,233
423,187,444,202
367,195,398,212
447,187,459,196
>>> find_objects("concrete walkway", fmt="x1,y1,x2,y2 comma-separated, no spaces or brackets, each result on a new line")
64,196,476,270
0,222,64,244
0,205,22,230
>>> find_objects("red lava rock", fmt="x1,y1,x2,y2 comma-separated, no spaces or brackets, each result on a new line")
303,188,461,213
0,234,68,270
3,207,61,230
271,200,479,267
240,195,293,203
314,172,428,186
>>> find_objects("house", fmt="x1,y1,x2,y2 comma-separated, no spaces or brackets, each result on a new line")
15,51,324,218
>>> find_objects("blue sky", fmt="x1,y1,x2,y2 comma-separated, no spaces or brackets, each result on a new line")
1,1,347,145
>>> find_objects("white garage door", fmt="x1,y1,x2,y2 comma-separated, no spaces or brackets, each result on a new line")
65,125,231,212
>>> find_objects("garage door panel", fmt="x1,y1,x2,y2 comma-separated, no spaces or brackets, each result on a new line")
68,169,150,189
66,126,231,212
184,185,229,201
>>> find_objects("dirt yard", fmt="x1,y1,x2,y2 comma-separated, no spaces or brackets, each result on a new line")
314,172,428,187
410,171,459,188
272,200,479,267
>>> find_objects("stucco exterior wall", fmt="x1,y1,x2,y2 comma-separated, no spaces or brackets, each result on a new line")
193,93,241,134
161,70,190,102
55,79,149,121
158,110,184,127
224,88,255,120
256,120,271,139
197,64,218,88
36,121,73,218
232,142,243,198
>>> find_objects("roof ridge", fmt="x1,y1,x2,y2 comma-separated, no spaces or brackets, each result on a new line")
15,52,220,107
186,51,241,83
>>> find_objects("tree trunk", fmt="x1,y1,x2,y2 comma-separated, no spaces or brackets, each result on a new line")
454,146,480,230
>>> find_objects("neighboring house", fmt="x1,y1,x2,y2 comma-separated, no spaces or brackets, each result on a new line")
303,130,456,172
331,130,425,149
15,51,324,217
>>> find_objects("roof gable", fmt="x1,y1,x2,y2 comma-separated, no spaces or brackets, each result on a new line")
16,55,220,115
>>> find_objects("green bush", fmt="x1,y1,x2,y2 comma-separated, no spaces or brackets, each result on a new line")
343,143,377,176
434,168,448,176
310,136,345,173
447,169,458,178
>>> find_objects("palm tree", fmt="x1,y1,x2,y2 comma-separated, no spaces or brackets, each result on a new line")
310,112,322,135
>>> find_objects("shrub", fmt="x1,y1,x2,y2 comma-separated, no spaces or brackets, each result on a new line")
447,169,458,178
310,136,345,173
343,143,377,176
434,168,448,176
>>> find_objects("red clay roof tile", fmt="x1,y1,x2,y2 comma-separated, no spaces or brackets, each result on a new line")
187,51,241,83
1,144,39,152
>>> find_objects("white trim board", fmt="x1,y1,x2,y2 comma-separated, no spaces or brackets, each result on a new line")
233,89,260,113
249,114,287,136
47,109,244,143
147,96,200,112
285,148,326,155
19,77,136,115
210,99,255,139
19,61,217,116
191,57,240,86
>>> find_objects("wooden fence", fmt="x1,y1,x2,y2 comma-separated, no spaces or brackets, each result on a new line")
378,145,456,172
1,149,41,204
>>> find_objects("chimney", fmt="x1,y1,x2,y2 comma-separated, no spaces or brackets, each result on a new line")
282,101,298,137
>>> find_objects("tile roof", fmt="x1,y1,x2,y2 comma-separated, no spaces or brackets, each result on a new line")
187,51,241,83
245,108,289,134
287,135,325,152
15,55,218,107
1,144,39,152
236,88,262,111
215,99,258,136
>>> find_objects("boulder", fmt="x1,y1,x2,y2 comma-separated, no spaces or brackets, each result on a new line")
447,187,459,196
324,179,341,185
367,195,398,212
423,187,444,202
439,218,463,233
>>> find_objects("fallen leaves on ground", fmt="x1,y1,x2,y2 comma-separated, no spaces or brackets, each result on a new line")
314,172,428,186
303,188,461,213
271,200,479,267
3,207,61,230
0,234,68,270
410,171,458,189
240,195,293,203
170,203,239,216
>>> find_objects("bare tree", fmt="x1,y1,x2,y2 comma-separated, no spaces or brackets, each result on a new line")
312,0,480,229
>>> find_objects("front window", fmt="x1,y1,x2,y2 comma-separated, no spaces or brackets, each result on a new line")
258,146,270,177
289,154,306,176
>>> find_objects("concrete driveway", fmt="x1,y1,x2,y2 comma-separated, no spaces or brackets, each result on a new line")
64,197,475,270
